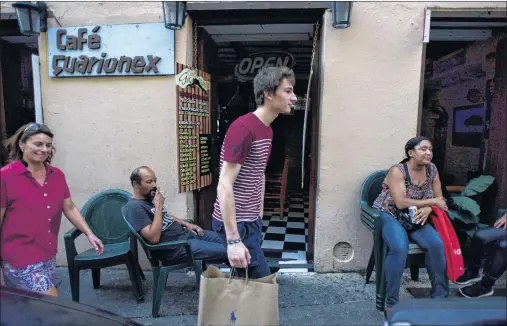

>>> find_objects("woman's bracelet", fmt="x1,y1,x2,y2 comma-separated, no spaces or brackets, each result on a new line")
226,239,242,245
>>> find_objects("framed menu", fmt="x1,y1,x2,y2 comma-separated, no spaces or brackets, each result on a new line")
175,63,212,193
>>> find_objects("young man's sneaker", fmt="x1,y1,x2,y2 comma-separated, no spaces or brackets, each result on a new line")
455,269,481,286
459,281,494,298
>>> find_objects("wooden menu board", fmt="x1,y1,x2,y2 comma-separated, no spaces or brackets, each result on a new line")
176,63,212,193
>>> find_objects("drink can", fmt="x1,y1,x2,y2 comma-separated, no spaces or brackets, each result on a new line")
408,206,417,223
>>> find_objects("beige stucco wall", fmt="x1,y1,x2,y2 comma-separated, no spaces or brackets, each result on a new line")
315,1,506,272
36,2,196,267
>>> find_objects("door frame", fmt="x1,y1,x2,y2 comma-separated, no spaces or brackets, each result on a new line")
191,14,324,264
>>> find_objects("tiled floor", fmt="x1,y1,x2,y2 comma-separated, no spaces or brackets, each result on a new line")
261,190,313,272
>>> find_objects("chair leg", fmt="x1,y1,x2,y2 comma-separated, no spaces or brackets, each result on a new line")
152,268,170,318
410,265,419,281
193,261,203,287
126,253,144,303
71,267,81,302
152,267,160,308
67,264,74,296
91,268,101,289
374,218,386,312
138,262,146,281
365,248,375,285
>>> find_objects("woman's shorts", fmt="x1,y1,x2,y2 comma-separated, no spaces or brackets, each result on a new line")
1,257,56,293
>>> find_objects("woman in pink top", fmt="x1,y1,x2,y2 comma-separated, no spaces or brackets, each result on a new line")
0,123,104,296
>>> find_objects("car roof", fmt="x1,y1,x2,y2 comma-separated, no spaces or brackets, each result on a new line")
0,286,143,326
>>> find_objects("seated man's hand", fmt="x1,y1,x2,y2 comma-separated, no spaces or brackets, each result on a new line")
227,242,251,268
186,223,204,236
494,213,506,230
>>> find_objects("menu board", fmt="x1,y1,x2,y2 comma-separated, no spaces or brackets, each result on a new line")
176,63,212,193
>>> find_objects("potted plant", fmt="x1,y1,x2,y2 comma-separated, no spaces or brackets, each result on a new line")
446,175,495,265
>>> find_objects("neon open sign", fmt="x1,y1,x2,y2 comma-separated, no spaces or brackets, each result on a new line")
234,51,296,82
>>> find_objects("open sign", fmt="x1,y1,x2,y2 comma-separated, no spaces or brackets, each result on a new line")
234,51,296,81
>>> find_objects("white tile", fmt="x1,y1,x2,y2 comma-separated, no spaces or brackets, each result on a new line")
281,251,307,260
288,212,305,218
278,268,309,273
305,229,308,236
289,204,304,209
287,222,305,229
266,226,286,234
262,220,270,227
279,259,307,265
285,234,306,243
261,240,284,250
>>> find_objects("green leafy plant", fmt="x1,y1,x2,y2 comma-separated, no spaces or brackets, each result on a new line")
446,175,495,237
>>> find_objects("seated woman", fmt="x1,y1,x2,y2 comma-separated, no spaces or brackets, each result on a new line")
457,212,506,298
372,136,449,315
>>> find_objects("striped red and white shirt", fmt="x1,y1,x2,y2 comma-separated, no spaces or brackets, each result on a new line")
213,112,272,223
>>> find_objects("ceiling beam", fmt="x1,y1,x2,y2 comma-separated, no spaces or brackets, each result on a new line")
188,9,325,26
187,1,330,11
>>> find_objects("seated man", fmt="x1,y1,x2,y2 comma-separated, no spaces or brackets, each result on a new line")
457,212,507,298
123,166,228,264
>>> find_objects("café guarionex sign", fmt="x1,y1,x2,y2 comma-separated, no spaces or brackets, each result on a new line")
234,51,296,82
47,23,175,78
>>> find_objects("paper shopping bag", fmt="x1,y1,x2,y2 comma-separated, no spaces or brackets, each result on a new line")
197,265,279,326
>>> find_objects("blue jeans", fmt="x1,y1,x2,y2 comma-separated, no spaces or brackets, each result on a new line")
212,218,270,279
164,230,228,263
379,211,448,308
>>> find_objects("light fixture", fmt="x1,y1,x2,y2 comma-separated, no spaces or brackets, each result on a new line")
162,1,187,30
11,1,47,36
331,1,352,28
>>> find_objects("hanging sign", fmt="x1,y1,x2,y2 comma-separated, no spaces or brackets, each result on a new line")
47,23,175,78
176,63,212,193
234,51,296,82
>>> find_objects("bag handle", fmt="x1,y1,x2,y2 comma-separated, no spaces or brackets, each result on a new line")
402,162,411,186
229,267,249,285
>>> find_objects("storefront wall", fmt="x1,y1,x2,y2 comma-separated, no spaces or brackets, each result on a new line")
316,2,506,272
3,1,503,269
34,2,196,267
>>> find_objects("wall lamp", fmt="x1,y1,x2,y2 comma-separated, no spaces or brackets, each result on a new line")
162,1,187,30
11,1,48,36
331,1,352,28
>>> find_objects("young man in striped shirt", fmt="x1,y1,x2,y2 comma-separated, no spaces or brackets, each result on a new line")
212,67,297,278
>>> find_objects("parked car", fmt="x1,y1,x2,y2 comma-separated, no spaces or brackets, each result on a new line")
0,285,143,326
386,297,507,326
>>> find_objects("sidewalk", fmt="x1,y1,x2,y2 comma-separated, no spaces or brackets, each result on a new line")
54,267,506,326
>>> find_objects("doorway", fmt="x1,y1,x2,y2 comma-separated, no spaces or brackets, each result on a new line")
420,9,507,223
0,17,41,166
191,8,325,271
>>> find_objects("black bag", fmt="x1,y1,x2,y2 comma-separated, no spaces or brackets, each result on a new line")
392,163,422,232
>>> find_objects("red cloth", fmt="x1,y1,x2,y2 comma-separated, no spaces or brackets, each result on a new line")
430,206,465,282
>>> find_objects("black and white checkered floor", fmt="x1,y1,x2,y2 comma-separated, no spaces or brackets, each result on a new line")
217,191,313,274
261,191,314,273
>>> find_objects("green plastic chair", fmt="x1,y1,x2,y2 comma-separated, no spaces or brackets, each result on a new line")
64,189,145,303
121,206,205,318
359,170,426,312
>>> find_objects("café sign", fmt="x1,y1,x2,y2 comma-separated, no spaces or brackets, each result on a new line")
47,23,175,78
234,51,296,82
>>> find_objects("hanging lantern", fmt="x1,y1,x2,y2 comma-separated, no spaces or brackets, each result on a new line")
162,1,187,30
11,1,47,36
331,2,352,29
